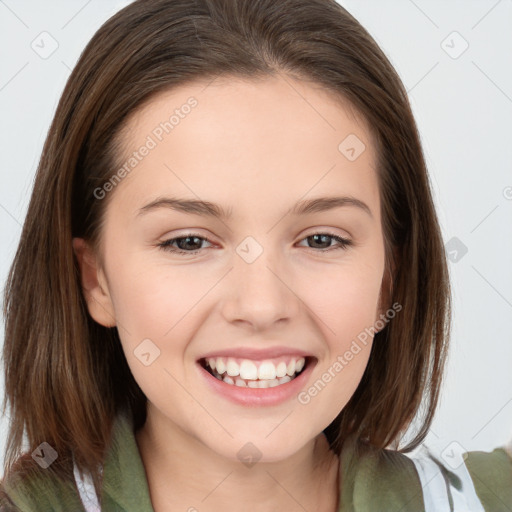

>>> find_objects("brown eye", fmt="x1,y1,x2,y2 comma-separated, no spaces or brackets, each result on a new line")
158,233,212,254
298,233,352,252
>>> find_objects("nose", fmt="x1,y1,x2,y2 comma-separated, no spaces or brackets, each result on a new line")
221,242,300,331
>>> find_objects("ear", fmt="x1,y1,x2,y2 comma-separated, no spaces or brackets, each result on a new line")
72,237,117,328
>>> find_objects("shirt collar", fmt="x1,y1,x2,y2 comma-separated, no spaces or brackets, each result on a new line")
101,410,424,512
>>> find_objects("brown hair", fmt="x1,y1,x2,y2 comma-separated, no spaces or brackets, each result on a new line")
1,0,451,504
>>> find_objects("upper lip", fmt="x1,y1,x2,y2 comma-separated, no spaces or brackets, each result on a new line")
198,346,313,361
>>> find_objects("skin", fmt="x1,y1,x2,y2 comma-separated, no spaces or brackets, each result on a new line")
73,73,390,512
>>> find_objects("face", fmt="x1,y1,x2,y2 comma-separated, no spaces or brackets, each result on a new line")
74,74,389,463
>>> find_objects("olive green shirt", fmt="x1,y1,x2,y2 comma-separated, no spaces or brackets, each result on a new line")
1,409,511,511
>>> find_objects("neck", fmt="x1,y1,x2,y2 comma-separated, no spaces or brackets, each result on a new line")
135,406,340,512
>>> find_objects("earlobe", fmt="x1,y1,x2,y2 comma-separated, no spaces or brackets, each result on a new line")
72,237,117,328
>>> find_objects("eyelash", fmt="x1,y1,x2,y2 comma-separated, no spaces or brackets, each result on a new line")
157,231,353,255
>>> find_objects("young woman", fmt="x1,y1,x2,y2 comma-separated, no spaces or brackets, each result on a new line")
1,0,511,510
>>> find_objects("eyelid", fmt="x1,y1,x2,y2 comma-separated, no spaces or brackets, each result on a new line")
302,226,352,239
158,228,216,243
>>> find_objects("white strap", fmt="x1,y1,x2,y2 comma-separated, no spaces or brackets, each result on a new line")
72,457,102,512
408,450,451,512
407,444,485,512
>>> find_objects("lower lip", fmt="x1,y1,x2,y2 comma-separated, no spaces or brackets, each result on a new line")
197,359,315,407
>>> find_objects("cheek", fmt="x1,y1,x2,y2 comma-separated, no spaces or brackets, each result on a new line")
299,344,372,436
298,257,384,339
103,259,203,394
107,246,384,364
297,268,378,426
107,258,202,335
293,258,382,419
106,261,202,413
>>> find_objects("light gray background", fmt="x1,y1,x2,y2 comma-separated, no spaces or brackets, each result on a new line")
1,0,511,467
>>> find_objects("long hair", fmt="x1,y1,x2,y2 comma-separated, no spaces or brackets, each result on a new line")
2,0,451,504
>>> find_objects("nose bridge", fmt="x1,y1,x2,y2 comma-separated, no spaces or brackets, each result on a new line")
222,234,298,328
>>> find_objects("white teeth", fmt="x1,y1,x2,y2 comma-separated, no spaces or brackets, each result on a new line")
205,355,308,387
286,359,296,376
226,358,239,377
235,378,246,387
247,379,270,388
239,360,258,380
258,362,276,380
216,358,226,374
221,372,296,388
276,362,287,378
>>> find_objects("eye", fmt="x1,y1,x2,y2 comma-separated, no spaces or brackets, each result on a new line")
157,233,212,255
157,231,352,255
297,232,352,252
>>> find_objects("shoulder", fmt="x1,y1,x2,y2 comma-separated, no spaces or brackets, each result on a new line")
0,410,141,512
0,453,35,511
0,481,19,511
340,437,426,510
0,452,86,511
462,445,512,511
402,442,512,511
340,436,512,511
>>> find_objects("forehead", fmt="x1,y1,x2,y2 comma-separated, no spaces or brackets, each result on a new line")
109,74,379,220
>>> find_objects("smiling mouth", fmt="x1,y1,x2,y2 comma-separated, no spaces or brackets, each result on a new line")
199,356,313,388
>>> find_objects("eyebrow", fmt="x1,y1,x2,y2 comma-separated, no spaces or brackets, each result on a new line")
136,195,373,220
